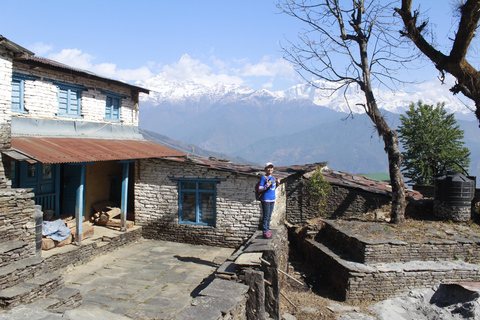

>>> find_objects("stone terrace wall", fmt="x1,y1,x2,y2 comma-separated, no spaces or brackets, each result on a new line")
319,220,480,264
0,188,36,255
303,238,480,302
135,158,286,248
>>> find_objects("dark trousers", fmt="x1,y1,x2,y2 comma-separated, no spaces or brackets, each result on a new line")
261,201,275,233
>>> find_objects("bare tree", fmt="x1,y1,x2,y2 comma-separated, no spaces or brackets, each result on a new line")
396,0,480,122
278,0,417,223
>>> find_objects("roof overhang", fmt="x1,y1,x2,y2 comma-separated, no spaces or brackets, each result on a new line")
13,56,149,94
5,137,186,164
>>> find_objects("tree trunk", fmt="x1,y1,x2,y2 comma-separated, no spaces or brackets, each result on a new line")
359,39,406,223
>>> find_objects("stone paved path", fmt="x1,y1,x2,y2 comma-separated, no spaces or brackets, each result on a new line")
0,239,234,320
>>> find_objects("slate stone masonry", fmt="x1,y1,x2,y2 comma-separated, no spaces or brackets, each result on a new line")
295,219,480,302
135,158,286,248
319,219,480,264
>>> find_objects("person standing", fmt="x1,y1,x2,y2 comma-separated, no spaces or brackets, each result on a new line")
258,162,279,239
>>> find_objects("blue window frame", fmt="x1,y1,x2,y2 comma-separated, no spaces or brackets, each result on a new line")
105,96,120,120
175,179,219,226
58,84,82,117
11,73,37,113
101,91,127,121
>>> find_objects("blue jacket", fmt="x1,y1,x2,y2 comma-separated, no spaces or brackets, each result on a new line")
259,175,277,201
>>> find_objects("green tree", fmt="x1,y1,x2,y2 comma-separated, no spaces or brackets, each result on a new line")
397,101,471,185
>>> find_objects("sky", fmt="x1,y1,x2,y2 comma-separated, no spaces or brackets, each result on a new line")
0,0,472,94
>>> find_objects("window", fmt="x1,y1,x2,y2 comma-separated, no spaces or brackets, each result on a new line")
102,90,127,121
11,73,37,113
177,180,217,226
11,77,23,112
105,96,120,120
58,85,82,117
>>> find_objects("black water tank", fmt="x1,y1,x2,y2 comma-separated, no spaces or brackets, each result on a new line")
435,171,475,205
434,171,475,221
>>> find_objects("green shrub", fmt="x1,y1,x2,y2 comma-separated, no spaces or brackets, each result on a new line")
305,168,331,217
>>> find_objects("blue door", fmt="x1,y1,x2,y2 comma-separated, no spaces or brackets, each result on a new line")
17,162,60,214
62,164,81,217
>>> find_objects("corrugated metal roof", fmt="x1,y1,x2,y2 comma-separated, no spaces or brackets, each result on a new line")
323,170,423,201
8,137,186,164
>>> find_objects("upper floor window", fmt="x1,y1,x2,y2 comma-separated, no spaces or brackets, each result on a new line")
58,84,82,117
11,73,38,113
174,179,220,226
101,91,127,121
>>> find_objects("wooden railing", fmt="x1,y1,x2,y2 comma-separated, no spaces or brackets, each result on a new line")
34,193,56,212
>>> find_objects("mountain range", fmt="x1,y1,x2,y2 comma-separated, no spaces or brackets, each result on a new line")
137,77,480,181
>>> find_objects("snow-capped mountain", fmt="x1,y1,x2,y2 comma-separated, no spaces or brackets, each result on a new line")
139,76,474,117
137,75,479,179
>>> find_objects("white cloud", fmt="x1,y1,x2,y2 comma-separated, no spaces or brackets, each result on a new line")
30,42,53,56
49,49,93,70
263,82,274,89
236,56,295,78
47,49,152,81
161,54,244,86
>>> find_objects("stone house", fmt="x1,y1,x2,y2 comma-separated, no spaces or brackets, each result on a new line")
0,35,185,244
136,156,288,248
284,166,423,226
0,35,292,250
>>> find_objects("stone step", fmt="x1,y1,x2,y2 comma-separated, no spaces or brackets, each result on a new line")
0,256,44,290
0,272,64,309
0,241,35,268
29,287,82,314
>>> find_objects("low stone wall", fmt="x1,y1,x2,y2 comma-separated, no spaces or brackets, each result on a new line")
0,188,36,258
319,220,480,264
42,228,142,272
179,226,289,319
303,238,480,302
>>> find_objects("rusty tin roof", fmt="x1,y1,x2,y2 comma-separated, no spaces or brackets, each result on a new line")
9,137,186,164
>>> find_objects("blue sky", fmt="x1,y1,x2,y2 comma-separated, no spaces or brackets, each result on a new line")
0,0,468,92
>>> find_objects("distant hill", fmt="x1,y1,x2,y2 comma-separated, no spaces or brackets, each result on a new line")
137,77,480,181
139,128,253,164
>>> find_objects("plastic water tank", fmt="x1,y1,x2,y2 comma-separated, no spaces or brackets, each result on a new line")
434,171,475,205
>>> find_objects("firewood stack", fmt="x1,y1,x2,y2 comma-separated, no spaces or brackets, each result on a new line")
42,215,94,250
91,201,134,229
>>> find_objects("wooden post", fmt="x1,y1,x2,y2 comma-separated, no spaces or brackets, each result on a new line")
120,161,130,232
75,164,86,245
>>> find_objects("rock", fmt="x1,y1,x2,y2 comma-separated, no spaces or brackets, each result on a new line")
282,313,297,320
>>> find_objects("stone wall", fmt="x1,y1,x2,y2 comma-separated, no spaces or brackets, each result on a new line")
302,238,480,302
135,158,286,248
182,226,289,319
42,228,142,272
285,173,391,225
319,220,480,264
0,188,37,257
12,61,139,126
0,49,13,188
